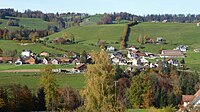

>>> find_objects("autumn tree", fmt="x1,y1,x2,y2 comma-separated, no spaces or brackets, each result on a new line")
81,49,124,112
115,16,121,24
40,65,58,111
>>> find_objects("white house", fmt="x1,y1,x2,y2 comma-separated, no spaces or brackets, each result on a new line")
42,58,49,65
174,45,188,52
51,59,59,65
21,50,31,57
140,56,149,63
106,46,115,51
127,45,136,51
127,58,138,66
15,58,22,65
197,22,200,26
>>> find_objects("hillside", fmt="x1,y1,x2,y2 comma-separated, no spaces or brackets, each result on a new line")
0,40,65,54
46,24,126,53
0,16,56,31
128,22,200,71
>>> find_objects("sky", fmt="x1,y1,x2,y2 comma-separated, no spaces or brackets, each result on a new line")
0,0,200,15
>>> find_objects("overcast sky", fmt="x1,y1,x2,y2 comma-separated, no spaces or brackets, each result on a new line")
0,0,199,15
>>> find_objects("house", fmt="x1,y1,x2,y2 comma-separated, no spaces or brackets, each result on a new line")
42,58,49,64
72,63,86,73
146,38,155,44
21,50,32,57
168,59,179,66
56,57,72,64
127,50,140,59
51,59,60,65
160,50,184,58
194,48,200,52
15,58,22,65
127,45,136,51
106,46,115,51
180,89,200,108
0,57,13,63
162,19,167,23
72,58,81,65
197,22,200,26
156,37,166,44
140,56,149,64
174,45,188,52
127,58,138,66
24,57,35,64
40,51,49,57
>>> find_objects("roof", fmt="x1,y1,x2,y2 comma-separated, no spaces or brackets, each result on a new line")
0,57,13,61
182,95,195,102
161,50,184,56
194,89,200,97
74,63,86,69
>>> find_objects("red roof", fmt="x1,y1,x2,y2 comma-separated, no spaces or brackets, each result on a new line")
182,95,195,102
0,57,13,61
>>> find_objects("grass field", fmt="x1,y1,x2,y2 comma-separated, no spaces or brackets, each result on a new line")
0,16,56,31
0,40,65,54
127,22,200,71
128,22,200,52
0,72,85,92
46,24,126,52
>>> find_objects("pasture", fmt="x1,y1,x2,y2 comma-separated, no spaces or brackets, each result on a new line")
46,24,126,52
0,16,56,31
0,72,85,92
0,40,65,54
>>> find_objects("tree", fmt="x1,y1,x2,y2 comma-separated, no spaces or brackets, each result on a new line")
0,48,3,56
40,65,58,111
81,49,123,111
80,50,87,63
115,17,121,24
0,98,4,109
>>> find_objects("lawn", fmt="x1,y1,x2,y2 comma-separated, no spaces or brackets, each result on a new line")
0,72,85,92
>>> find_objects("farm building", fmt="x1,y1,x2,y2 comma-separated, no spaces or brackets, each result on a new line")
160,50,184,58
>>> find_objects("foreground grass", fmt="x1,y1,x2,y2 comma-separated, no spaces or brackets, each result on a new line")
0,72,85,92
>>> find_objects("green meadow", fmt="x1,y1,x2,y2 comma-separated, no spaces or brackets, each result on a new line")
0,72,85,92
0,16,56,31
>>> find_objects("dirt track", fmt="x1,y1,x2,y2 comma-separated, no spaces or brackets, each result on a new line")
0,69,40,73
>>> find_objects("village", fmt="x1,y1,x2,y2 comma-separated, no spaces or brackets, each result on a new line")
0,37,188,75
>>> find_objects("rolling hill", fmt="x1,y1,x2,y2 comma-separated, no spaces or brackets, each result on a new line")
0,16,57,31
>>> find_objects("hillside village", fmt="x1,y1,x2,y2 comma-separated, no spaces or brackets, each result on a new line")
1,8,200,112
0,38,188,74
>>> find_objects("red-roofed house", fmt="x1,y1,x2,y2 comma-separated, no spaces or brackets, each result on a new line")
160,50,184,58
181,89,200,108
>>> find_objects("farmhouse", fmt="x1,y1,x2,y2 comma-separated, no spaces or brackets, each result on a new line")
106,46,115,51
156,37,166,44
21,50,32,57
178,89,200,111
197,22,200,26
160,50,184,58
40,51,49,57
0,57,13,63
24,57,35,64
72,63,86,73
174,45,188,52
